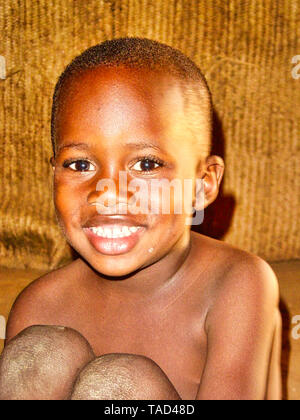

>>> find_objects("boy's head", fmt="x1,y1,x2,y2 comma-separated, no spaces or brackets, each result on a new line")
51,37,213,159
50,38,224,276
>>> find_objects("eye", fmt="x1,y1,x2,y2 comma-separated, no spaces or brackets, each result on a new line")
131,157,164,172
63,159,96,172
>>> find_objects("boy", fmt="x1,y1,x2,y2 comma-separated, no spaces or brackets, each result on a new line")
0,38,281,400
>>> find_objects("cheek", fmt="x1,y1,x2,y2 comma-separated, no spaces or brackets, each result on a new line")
150,214,188,261
53,180,84,225
148,180,192,217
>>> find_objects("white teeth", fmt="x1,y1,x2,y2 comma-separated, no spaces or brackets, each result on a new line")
122,226,131,236
89,226,141,238
129,226,138,233
104,227,111,238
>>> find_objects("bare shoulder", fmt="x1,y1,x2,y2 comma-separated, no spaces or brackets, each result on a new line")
191,233,281,399
214,241,279,306
190,231,279,309
5,258,83,342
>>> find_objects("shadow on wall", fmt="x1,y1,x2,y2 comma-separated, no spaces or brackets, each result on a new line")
193,109,236,239
279,299,291,401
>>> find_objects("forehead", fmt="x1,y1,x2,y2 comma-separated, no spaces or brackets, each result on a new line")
55,66,191,146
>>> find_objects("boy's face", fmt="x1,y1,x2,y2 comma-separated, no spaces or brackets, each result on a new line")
51,66,213,276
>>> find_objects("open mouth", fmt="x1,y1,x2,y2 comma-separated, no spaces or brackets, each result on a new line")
83,224,147,255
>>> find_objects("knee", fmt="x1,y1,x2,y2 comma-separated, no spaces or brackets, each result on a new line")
70,353,181,400
0,325,95,400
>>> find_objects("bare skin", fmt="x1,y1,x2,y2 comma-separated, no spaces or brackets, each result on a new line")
6,234,281,400
5,66,281,399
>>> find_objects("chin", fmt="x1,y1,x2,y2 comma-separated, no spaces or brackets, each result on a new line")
85,254,146,278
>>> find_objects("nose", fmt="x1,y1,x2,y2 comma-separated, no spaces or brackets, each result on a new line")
87,169,125,201
87,170,138,214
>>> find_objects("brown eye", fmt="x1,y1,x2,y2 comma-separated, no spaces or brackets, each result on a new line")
132,158,162,172
63,159,95,172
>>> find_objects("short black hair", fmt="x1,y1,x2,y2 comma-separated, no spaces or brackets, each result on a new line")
51,37,213,157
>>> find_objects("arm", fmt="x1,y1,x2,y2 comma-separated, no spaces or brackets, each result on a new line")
196,255,281,400
5,284,40,344
5,274,56,344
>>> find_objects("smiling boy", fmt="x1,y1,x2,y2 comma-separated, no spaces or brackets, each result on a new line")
0,38,281,400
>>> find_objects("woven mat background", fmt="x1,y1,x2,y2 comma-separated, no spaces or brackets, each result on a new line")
0,0,299,270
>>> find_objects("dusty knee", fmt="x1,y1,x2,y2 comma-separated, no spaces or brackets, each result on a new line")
71,353,181,400
0,325,95,400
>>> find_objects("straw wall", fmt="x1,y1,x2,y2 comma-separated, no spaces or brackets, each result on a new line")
0,0,299,269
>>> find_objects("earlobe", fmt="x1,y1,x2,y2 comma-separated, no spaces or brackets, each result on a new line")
50,156,55,171
194,155,224,210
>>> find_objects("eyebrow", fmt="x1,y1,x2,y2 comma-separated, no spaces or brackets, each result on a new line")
57,141,165,153
56,143,90,154
124,142,164,153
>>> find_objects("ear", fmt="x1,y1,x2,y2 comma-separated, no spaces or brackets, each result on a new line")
50,156,55,171
194,155,224,210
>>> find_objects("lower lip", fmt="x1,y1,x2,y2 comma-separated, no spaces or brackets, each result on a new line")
83,227,147,256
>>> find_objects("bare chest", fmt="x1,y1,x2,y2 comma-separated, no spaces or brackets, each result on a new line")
69,293,209,399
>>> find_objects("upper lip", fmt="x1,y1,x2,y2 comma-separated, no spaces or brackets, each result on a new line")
82,215,148,229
